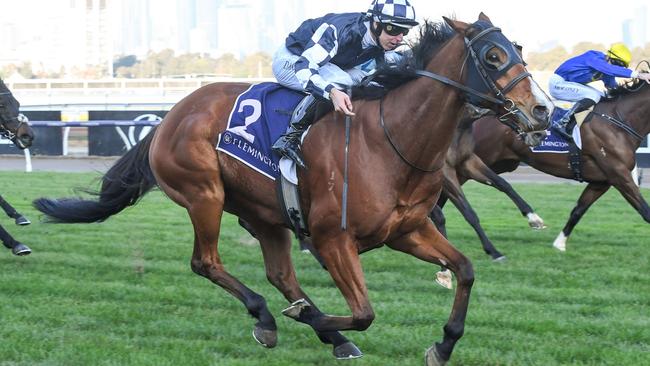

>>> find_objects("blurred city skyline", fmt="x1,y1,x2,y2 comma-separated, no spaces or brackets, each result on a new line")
1,0,648,76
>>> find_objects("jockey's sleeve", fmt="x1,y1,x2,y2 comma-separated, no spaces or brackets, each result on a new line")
294,23,339,99
601,75,618,89
586,57,634,80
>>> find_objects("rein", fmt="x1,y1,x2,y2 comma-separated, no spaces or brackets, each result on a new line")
379,96,438,172
413,69,503,105
377,25,534,172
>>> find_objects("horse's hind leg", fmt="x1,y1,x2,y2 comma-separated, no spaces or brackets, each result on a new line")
386,222,474,366
553,182,610,251
430,204,447,237
249,220,361,359
443,168,505,260
186,198,278,347
0,195,30,225
459,155,545,229
0,224,31,256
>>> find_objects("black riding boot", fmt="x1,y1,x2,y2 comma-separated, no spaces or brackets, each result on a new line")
272,95,329,169
557,98,596,134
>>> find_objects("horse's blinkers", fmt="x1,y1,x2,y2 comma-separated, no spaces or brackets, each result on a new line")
462,21,543,133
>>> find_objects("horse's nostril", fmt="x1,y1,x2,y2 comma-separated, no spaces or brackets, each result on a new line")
532,105,548,120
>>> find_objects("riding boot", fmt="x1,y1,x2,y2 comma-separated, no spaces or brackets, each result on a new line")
272,94,330,169
557,98,596,134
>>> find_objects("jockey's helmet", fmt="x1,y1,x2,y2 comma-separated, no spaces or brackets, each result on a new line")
607,43,632,67
366,0,418,28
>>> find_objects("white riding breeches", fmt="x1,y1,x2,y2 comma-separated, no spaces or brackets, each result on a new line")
548,73,603,103
272,46,369,95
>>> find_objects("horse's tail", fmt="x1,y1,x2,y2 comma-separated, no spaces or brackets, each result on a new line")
33,128,158,223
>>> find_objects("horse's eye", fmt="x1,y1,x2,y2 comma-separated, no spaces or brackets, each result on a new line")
484,48,503,69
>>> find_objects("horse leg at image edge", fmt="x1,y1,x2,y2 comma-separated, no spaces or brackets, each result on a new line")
0,224,31,256
553,182,610,251
386,221,474,366
250,221,361,359
0,195,31,225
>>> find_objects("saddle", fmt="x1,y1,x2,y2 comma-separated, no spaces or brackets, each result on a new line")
215,82,311,238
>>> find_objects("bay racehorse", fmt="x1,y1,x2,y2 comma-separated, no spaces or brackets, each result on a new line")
469,77,650,252
33,15,551,365
1,78,34,256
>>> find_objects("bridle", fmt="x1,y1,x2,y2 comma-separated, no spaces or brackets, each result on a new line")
461,24,546,136
380,21,542,172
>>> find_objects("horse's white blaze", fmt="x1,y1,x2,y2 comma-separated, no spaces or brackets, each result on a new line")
526,212,547,229
553,232,567,252
530,77,554,111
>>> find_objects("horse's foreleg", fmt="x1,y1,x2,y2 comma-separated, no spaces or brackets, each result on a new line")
252,222,361,359
0,195,30,225
285,231,375,334
553,182,610,252
387,221,473,366
187,199,278,348
459,155,545,229
443,168,505,260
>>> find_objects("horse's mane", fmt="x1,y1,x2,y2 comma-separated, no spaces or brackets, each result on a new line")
352,20,456,100
602,78,649,100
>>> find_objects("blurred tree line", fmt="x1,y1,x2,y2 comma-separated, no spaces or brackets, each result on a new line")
3,43,650,80
112,50,272,78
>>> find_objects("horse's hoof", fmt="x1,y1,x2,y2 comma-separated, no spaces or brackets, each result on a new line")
12,243,32,256
252,326,277,348
333,341,363,359
553,232,567,252
281,298,310,320
435,269,453,290
424,345,447,366
526,213,546,230
492,255,507,263
15,215,31,226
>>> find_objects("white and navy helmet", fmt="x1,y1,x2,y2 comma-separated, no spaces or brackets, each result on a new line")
366,0,418,28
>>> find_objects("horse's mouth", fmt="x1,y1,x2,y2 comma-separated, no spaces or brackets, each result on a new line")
13,135,33,149
523,131,547,147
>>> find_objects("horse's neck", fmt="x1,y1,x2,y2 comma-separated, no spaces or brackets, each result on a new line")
383,39,466,170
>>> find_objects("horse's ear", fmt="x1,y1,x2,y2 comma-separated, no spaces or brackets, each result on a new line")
443,16,469,33
478,12,492,23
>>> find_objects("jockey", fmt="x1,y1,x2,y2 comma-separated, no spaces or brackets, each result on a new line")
272,0,418,169
549,43,650,133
